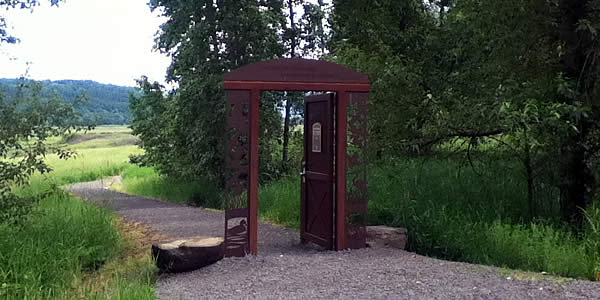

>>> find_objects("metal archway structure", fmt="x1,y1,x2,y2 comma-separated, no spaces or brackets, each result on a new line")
223,58,370,256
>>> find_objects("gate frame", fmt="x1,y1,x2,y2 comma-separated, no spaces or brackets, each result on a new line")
223,58,370,255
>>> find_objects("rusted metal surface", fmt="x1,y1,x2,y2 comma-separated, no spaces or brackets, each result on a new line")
302,94,335,249
249,89,260,255
224,81,370,92
224,58,369,84
222,58,371,255
345,92,369,249
224,90,251,257
300,160,306,244
224,208,249,257
336,91,348,250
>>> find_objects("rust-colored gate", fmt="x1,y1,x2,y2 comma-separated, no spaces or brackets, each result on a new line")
223,58,370,256
301,93,335,249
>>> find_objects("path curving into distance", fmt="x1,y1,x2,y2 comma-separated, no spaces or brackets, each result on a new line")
69,177,600,300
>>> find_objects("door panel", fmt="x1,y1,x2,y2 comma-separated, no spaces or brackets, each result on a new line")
302,93,335,249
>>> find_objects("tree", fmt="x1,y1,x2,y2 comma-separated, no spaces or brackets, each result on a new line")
1,79,85,223
553,0,600,224
1,0,62,45
331,0,438,156
331,0,600,225
280,0,301,172
1,0,87,224
131,0,285,183
280,0,329,172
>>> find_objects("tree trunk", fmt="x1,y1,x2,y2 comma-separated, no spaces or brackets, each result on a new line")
524,134,535,221
152,237,224,273
555,0,596,226
560,129,595,226
289,0,297,58
282,94,292,171
282,0,297,171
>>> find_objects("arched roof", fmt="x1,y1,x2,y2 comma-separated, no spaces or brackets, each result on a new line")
224,58,369,84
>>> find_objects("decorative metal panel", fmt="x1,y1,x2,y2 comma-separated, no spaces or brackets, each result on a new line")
224,90,250,257
345,92,369,249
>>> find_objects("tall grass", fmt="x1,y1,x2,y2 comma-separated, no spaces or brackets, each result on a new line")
121,166,222,208
42,145,142,184
256,155,600,280
121,166,304,229
0,189,122,298
258,176,301,228
1,127,154,299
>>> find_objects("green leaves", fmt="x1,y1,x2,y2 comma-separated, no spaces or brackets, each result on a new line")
132,1,294,184
331,0,600,223
0,0,63,45
0,79,86,223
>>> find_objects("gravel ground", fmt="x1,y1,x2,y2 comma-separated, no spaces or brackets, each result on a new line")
69,177,600,300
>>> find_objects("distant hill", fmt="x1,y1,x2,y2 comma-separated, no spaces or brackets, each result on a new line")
0,78,137,125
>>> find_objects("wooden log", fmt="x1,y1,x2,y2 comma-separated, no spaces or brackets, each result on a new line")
152,236,224,273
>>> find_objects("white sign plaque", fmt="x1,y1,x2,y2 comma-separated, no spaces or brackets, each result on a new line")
312,122,322,153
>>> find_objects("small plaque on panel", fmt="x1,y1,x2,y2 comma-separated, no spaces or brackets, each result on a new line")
312,122,322,153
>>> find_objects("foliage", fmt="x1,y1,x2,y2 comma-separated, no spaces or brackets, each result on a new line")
0,127,153,299
331,0,600,224
0,0,63,45
0,78,135,125
131,0,286,184
0,79,87,223
0,126,157,298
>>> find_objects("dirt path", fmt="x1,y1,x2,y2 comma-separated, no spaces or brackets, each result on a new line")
68,177,600,300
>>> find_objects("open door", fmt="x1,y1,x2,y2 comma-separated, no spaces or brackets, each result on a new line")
301,93,335,249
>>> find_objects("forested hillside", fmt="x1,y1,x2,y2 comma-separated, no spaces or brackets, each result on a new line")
0,78,135,124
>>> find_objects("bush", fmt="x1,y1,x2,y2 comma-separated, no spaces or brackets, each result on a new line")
0,193,38,225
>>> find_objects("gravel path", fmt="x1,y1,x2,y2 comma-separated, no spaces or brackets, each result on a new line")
69,177,600,300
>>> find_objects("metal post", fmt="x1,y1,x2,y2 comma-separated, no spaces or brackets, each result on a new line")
336,91,348,250
249,89,260,255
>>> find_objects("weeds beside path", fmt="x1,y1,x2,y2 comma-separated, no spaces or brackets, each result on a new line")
1,127,152,299
69,177,600,300
71,217,163,299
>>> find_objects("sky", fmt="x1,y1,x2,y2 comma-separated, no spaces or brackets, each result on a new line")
0,0,171,87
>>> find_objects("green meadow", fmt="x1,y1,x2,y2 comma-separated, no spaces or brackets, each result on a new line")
0,126,154,299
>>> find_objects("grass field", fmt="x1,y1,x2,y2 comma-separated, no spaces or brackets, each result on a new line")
0,126,155,299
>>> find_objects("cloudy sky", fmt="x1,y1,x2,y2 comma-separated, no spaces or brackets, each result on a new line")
0,0,171,87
